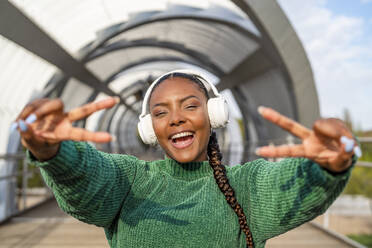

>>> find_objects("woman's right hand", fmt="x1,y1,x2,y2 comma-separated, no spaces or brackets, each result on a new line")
13,97,119,161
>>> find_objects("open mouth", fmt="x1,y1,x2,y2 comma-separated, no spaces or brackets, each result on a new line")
170,131,195,149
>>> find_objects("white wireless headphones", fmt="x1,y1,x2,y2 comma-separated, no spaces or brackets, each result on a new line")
137,69,229,145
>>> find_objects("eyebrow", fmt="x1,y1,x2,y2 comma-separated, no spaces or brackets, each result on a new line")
151,95,200,110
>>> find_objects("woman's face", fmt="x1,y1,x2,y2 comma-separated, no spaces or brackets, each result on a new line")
149,77,211,163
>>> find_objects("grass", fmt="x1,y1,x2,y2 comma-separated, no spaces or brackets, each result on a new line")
347,234,372,248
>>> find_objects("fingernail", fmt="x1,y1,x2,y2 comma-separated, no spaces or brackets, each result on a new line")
257,106,265,115
25,114,37,124
114,97,120,104
10,122,18,132
340,136,354,152
19,120,28,132
354,146,362,158
111,135,117,142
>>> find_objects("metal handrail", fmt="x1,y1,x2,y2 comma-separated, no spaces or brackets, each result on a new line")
357,161,372,168
310,221,367,248
0,153,51,222
358,137,372,143
0,153,25,160
356,137,372,168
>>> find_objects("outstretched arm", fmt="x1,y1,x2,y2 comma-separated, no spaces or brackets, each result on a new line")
16,97,140,227
234,107,360,243
28,141,141,227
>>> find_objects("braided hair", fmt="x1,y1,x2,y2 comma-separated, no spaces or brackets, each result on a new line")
208,132,253,248
149,72,254,247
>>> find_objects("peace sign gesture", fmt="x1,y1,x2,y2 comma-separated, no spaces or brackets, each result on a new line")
12,97,119,161
255,107,361,173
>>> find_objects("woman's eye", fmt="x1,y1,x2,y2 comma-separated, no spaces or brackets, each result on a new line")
186,105,197,110
154,111,166,117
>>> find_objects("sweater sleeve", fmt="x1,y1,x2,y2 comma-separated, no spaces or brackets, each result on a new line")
27,140,143,228
229,156,355,244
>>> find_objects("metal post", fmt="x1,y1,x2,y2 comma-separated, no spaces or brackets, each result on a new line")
323,210,329,228
286,135,294,145
268,141,275,162
22,158,28,210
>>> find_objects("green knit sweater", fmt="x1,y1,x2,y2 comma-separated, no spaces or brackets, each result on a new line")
28,141,354,248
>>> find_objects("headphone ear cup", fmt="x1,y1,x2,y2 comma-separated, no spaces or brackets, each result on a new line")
207,97,229,128
137,114,157,145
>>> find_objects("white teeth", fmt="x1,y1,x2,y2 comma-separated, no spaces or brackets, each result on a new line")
171,132,193,140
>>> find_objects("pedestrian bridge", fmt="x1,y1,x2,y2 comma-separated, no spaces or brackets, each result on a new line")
0,1,369,248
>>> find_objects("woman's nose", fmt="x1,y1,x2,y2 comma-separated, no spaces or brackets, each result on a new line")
169,111,186,126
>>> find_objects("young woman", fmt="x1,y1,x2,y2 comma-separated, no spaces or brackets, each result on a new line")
15,70,359,248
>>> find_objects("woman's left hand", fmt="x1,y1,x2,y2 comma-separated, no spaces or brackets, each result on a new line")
255,107,361,173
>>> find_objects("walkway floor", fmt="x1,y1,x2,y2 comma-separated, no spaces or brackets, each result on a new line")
0,200,361,248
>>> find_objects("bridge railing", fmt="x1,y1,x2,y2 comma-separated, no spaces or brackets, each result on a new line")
321,137,372,231
356,137,372,168
0,153,52,224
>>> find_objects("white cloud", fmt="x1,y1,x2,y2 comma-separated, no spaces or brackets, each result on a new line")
278,0,372,131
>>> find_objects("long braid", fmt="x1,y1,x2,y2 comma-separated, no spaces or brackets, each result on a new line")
208,132,254,248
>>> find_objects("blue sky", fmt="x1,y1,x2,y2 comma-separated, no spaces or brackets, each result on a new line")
326,0,372,21
278,0,372,131
326,0,372,49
